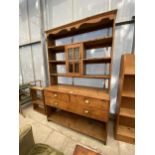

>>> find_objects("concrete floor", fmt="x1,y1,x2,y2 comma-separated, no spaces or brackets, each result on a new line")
19,104,135,155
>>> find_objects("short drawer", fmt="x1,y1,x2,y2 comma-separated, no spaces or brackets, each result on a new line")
44,91,69,102
70,95,109,111
82,108,109,122
45,97,68,110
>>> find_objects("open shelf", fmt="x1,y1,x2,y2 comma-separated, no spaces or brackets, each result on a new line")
83,57,111,64
50,73,110,79
49,60,65,64
119,107,135,118
47,109,107,143
84,36,112,49
116,125,135,144
48,36,112,52
122,90,135,98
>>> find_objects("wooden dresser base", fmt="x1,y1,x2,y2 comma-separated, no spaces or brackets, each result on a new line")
47,109,107,144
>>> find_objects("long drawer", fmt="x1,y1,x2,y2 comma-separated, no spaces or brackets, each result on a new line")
70,95,109,111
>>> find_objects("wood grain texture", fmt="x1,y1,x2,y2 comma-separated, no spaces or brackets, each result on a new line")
115,54,135,144
44,10,117,144
115,125,135,144
47,110,107,143
44,85,110,101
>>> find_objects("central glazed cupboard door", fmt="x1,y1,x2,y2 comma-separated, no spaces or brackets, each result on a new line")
65,43,83,75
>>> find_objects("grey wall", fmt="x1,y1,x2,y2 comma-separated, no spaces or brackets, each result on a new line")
19,0,135,114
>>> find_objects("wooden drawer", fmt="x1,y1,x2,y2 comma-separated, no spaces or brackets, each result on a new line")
45,97,68,110
69,95,109,122
69,102,108,122
70,95,109,111
44,91,69,102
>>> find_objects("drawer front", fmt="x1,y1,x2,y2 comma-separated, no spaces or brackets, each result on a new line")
70,95,109,122
44,91,69,102
70,95,109,111
82,108,109,122
45,97,68,110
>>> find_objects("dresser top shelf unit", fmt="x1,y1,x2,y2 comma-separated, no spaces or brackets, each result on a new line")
46,10,117,88
44,85,110,101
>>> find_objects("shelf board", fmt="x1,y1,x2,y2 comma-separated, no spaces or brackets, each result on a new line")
48,45,64,52
47,110,107,143
50,73,110,79
83,57,111,64
122,90,135,98
49,60,65,64
84,74,110,79
116,125,135,144
120,107,135,118
32,99,44,106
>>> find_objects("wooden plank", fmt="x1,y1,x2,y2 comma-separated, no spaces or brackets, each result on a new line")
50,73,110,79
83,57,111,63
122,90,135,98
124,54,135,75
48,110,107,143
48,45,64,51
120,107,135,118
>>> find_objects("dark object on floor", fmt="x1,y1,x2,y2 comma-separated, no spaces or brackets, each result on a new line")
19,124,64,155
73,145,102,155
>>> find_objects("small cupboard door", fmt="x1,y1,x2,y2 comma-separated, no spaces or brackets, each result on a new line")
65,43,83,75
